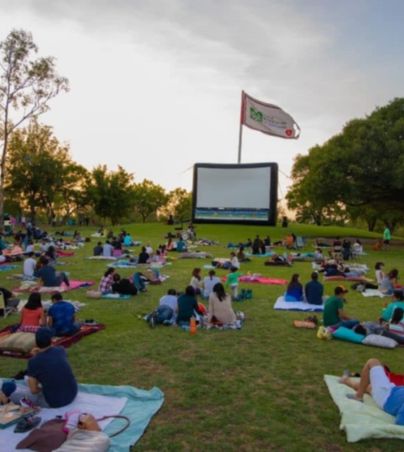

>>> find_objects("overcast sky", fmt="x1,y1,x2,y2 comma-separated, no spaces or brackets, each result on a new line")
1,0,403,198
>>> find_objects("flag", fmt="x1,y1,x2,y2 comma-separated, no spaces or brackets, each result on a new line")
241,91,300,139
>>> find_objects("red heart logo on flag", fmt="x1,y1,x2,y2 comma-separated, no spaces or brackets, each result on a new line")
285,129,293,137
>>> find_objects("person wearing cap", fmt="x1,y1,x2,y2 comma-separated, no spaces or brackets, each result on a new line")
323,286,359,328
10,327,78,408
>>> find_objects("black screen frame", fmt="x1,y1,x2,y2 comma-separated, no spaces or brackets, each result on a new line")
192,162,278,226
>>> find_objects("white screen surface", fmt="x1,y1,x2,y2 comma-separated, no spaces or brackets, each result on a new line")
196,166,271,209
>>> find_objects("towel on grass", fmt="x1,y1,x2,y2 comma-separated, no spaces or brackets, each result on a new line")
0,323,105,359
0,265,17,272
101,293,132,300
13,279,94,294
324,374,404,442
324,275,371,282
274,296,324,312
239,275,287,285
245,252,274,257
87,255,117,260
2,381,164,451
362,289,387,298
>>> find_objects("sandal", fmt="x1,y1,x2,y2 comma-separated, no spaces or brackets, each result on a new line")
14,414,42,433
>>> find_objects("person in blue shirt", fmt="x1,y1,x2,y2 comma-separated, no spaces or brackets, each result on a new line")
10,327,78,408
34,256,70,287
47,292,79,336
305,272,324,305
285,273,304,301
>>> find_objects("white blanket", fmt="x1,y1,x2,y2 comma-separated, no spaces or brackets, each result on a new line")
324,374,404,442
274,296,324,312
3,391,127,451
362,289,387,298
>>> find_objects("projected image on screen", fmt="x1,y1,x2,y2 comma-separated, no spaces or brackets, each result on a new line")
192,163,278,225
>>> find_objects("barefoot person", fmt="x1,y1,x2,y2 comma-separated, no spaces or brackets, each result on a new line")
340,358,404,425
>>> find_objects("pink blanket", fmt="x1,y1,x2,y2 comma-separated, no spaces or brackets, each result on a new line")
239,276,287,285
14,280,94,293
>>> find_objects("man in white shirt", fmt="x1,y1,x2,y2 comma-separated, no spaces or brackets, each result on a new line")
23,252,37,278
102,241,114,257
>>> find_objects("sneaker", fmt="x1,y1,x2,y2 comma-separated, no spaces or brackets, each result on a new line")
148,315,156,329
14,414,41,433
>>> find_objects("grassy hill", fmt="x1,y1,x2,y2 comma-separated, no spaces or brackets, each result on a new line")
0,222,403,451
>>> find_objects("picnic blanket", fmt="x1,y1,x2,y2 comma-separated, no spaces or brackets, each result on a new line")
324,374,404,442
101,293,132,300
14,279,94,294
245,252,274,257
87,255,117,260
324,275,371,282
362,289,387,298
179,252,212,259
17,299,86,313
238,275,287,285
0,323,105,358
0,264,18,272
56,250,75,257
2,381,164,451
274,296,324,312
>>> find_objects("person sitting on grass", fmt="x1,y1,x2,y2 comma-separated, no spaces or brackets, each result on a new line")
34,256,70,287
137,246,150,264
177,286,204,326
93,241,103,256
23,252,37,279
225,266,242,301
323,286,359,329
98,267,115,294
207,283,236,326
47,292,80,337
176,237,187,252
190,267,202,295
380,289,404,322
380,269,399,295
20,292,45,328
123,232,134,247
375,262,385,287
304,272,324,305
111,273,137,296
339,358,404,425
203,270,221,299
285,273,304,301
148,289,179,327
10,327,78,408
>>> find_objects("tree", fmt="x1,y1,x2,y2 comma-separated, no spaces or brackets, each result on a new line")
132,179,168,223
6,121,87,223
0,29,68,223
86,165,135,225
287,98,404,230
160,188,192,222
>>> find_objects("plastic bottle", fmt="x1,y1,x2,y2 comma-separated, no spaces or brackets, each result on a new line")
190,317,197,335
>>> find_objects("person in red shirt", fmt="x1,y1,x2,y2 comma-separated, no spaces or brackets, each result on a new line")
20,292,45,328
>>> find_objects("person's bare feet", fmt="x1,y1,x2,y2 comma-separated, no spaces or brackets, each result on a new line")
346,393,363,402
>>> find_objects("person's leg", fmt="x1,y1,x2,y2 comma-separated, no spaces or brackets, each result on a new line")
354,359,381,400
231,284,238,300
10,385,49,407
338,319,360,329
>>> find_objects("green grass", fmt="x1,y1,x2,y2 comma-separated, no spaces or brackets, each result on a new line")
0,222,403,451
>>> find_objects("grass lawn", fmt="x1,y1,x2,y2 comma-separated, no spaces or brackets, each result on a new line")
0,222,403,451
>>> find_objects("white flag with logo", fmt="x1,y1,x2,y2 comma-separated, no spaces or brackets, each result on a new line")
241,91,300,139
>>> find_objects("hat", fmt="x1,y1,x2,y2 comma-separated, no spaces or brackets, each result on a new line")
35,327,53,349
1,380,16,397
335,285,348,295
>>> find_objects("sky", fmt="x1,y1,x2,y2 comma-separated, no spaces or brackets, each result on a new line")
0,0,403,199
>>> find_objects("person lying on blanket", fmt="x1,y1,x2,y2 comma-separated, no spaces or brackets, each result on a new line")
47,292,80,337
339,358,404,425
323,286,359,329
9,327,78,408
112,273,138,296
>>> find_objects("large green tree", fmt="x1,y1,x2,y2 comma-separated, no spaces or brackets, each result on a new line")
86,165,135,225
287,98,404,229
0,29,68,223
132,179,168,223
6,121,88,223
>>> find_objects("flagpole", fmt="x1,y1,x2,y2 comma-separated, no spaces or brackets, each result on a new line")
237,91,245,164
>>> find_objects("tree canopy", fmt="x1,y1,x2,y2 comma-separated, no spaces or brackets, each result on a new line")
0,29,68,222
287,98,404,229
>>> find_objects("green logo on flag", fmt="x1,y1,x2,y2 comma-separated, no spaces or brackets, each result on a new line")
250,107,263,123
